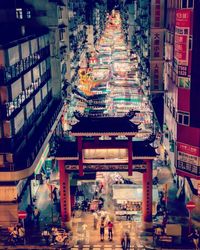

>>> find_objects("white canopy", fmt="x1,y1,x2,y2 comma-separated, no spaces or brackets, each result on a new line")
112,184,158,202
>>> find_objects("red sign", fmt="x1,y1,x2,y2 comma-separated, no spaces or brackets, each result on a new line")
174,34,188,61
176,9,192,28
186,201,196,210
198,184,200,197
177,142,199,156
18,210,27,219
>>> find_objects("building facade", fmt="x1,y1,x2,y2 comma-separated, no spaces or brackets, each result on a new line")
163,0,200,217
0,0,63,225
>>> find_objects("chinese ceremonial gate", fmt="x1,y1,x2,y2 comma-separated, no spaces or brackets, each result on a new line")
54,111,157,226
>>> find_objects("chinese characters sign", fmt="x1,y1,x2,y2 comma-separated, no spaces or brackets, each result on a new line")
151,30,164,60
177,142,200,175
64,164,146,172
150,61,163,91
175,33,188,62
150,0,165,92
151,0,165,28
174,9,192,71
176,9,192,27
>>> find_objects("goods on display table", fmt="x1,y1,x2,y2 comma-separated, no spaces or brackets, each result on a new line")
89,199,99,212
113,184,158,221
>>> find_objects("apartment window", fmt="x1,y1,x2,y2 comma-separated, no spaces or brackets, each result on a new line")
188,0,193,7
172,107,176,118
26,10,31,19
182,0,194,8
59,29,65,41
189,36,192,50
58,7,63,19
177,112,190,126
16,8,23,19
182,0,187,7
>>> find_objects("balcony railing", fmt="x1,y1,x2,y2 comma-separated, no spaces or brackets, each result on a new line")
3,69,51,119
0,46,50,85
0,98,63,172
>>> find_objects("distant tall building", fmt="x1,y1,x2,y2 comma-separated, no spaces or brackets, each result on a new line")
131,0,165,128
0,0,63,225
163,0,200,209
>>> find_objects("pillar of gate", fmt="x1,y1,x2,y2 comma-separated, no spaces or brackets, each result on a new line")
59,160,71,228
128,136,133,176
142,159,153,226
77,136,84,176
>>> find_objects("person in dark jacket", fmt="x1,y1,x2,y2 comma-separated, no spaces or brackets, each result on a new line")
100,221,105,241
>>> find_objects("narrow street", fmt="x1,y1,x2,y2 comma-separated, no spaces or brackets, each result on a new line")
0,8,197,250
71,9,153,140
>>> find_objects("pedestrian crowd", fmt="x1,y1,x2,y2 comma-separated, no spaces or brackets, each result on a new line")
7,223,25,245
99,217,114,242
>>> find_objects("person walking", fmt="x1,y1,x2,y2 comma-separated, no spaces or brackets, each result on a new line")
189,229,200,250
100,221,105,241
52,187,58,203
42,227,50,245
93,211,98,230
33,207,40,226
107,221,113,241
9,226,19,245
26,204,33,221
17,224,25,244
125,232,131,250
162,211,168,228
121,233,126,250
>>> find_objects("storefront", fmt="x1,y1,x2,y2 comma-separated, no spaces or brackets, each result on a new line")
112,184,158,221
30,144,51,202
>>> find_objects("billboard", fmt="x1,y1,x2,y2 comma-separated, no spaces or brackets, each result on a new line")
150,61,163,91
151,0,165,28
150,30,164,60
177,142,200,175
174,9,192,72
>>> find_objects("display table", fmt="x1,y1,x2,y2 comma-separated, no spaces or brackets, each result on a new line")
158,235,173,247
115,210,138,216
115,210,140,221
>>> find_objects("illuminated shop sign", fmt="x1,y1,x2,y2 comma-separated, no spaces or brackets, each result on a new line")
178,77,190,89
151,30,164,60
174,32,189,63
176,9,192,27
151,0,165,28
177,142,200,175
178,65,188,77
150,61,163,91
177,142,199,156
174,9,192,76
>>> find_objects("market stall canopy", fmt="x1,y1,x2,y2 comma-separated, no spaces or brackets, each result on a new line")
112,184,158,202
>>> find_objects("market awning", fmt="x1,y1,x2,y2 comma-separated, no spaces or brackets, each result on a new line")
112,184,158,202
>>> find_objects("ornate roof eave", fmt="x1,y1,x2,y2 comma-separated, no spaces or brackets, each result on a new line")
53,156,157,161
74,110,84,120
73,110,140,121
145,134,156,144
69,132,137,136
123,109,140,119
